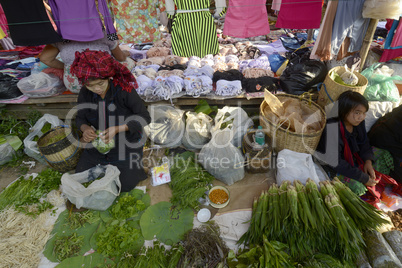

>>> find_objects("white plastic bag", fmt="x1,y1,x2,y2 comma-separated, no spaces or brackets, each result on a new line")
23,114,64,163
0,143,15,165
365,101,399,132
362,0,402,20
182,112,213,151
144,105,185,148
17,73,66,98
276,149,321,186
198,129,245,185
211,106,253,148
61,165,121,210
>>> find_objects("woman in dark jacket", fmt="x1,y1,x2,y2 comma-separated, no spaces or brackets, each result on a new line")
71,49,151,192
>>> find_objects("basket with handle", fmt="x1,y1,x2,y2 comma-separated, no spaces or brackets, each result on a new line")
242,129,272,173
37,126,82,173
317,66,368,108
259,93,326,154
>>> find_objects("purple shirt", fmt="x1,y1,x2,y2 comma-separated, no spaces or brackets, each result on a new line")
48,0,117,42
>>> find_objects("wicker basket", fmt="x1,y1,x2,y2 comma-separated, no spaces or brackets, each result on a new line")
317,66,368,108
37,126,82,173
259,94,326,154
242,130,271,173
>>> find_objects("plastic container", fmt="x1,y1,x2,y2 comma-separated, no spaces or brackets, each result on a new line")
197,208,211,222
255,126,265,146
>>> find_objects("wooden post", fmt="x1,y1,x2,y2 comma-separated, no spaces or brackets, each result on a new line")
359,19,379,72
307,29,314,41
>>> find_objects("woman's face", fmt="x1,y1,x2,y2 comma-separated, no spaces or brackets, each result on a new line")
85,79,109,95
345,104,367,127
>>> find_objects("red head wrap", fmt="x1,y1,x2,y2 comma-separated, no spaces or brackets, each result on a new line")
70,49,137,92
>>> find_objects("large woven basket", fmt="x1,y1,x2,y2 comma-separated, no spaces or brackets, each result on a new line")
37,126,82,173
259,94,326,154
317,66,368,108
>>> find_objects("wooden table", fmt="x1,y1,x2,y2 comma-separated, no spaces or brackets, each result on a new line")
4,94,264,119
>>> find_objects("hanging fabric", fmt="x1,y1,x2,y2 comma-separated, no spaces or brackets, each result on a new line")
0,0,62,46
166,0,219,58
275,0,322,29
0,4,8,37
48,0,117,42
110,0,164,44
380,18,402,62
310,0,338,61
331,0,369,56
222,0,270,38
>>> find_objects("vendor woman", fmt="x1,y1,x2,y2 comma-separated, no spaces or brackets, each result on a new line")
71,49,151,192
316,91,377,195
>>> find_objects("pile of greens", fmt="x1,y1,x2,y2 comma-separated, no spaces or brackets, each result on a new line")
169,151,215,210
238,178,389,263
0,168,62,216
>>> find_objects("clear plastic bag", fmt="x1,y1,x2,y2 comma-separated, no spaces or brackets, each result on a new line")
17,73,66,98
198,129,245,185
144,105,185,148
0,142,16,166
276,149,321,186
211,106,253,148
362,63,402,102
23,114,64,163
181,112,213,151
61,165,121,211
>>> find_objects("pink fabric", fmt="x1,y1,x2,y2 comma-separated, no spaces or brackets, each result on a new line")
391,20,402,48
276,0,322,29
223,0,270,38
0,4,8,37
379,48,402,62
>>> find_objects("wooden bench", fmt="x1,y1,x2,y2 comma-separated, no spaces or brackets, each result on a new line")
4,94,264,119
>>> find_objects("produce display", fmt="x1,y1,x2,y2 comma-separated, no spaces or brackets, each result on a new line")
209,188,229,205
169,151,215,209
238,178,389,263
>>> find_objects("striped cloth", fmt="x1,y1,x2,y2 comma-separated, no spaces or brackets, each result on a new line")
168,0,219,58
372,147,394,175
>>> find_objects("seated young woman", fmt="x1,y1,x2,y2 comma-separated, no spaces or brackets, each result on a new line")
316,91,401,202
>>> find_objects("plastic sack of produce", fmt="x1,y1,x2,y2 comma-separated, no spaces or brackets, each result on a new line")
181,112,213,151
92,130,115,154
199,129,245,185
276,149,321,186
364,230,402,268
210,106,253,148
362,63,402,102
382,231,402,262
144,105,185,148
17,73,66,98
23,114,64,163
362,0,402,20
61,165,121,210
0,135,22,165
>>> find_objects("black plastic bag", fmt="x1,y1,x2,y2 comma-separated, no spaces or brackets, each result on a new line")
0,73,23,100
243,76,280,93
280,54,327,95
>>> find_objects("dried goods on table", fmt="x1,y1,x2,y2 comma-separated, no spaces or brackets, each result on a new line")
388,209,402,232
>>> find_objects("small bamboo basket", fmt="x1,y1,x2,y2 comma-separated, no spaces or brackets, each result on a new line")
317,66,368,107
259,93,326,154
37,126,82,173
242,130,271,173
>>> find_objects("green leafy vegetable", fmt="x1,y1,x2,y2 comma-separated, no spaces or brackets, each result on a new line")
194,99,218,116
140,201,194,245
53,232,84,262
92,130,115,154
55,252,115,268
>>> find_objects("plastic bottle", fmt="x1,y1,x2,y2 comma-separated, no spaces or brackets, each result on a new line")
255,126,265,146
31,62,41,74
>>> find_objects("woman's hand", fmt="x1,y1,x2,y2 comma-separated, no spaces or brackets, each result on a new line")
101,125,129,143
365,177,377,187
82,128,97,143
364,160,376,179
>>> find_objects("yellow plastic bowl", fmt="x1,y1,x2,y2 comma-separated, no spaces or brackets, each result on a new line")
208,186,230,209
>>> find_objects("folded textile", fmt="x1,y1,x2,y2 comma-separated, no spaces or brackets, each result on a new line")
184,75,213,97
212,69,244,83
184,65,214,78
215,80,243,96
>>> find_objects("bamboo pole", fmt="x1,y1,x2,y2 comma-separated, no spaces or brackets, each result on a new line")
359,19,379,72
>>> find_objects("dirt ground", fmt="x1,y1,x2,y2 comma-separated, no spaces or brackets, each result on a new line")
0,159,49,192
